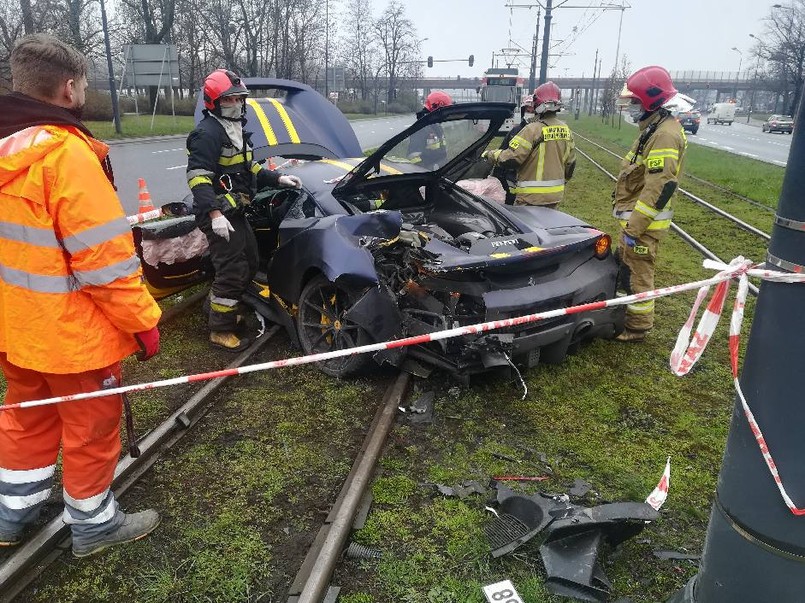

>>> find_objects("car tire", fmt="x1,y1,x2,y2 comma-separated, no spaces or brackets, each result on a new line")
296,274,372,378
690,127,698,135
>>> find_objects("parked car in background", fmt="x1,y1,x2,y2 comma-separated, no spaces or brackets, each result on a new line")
134,79,624,379
675,110,701,134
762,114,794,134
707,102,736,125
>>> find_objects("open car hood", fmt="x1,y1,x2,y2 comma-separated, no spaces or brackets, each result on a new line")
332,102,515,195
194,78,362,162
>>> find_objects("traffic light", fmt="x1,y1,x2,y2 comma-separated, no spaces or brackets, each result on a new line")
427,56,433,68
469,54,474,67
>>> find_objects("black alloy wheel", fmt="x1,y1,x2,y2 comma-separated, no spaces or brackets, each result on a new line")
296,274,372,378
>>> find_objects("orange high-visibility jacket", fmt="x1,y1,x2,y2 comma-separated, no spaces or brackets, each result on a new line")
0,125,161,374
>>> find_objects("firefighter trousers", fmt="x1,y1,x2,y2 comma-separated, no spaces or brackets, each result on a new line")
197,211,259,332
0,354,125,544
617,231,661,332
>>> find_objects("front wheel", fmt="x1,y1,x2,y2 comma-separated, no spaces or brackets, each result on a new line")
296,274,372,378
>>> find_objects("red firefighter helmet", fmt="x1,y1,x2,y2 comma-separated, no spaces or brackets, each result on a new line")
617,65,678,112
203,69,249,111
424,91,453,112
533,81,562,113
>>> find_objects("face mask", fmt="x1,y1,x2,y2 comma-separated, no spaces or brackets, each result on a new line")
627,103,645,121
219,102,243,120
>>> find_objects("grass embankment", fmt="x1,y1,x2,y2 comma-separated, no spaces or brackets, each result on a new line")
6,118,785,602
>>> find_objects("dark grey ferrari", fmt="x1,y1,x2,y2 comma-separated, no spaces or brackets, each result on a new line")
134,79,623,378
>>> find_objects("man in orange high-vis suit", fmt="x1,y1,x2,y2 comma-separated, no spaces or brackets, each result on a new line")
0,34,162,557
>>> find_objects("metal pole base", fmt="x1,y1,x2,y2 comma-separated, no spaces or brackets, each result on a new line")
667,500,805,602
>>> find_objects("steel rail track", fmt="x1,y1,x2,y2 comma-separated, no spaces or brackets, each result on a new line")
287,372,411,603
578,148,760,298
575,133,772,241
0,326,281,603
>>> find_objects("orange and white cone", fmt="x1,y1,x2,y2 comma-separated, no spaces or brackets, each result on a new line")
137,178,156,214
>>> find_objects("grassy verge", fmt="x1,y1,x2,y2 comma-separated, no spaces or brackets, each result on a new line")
9,120,782,602
86,115,195,140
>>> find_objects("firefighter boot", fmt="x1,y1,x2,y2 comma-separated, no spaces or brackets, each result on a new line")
210,331,251,352
615,328,647,343
0,526,22,547
72,509,161,558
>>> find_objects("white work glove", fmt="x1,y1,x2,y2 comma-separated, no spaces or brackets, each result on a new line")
278,175,302,189
211,214,235,242
481,150,493,162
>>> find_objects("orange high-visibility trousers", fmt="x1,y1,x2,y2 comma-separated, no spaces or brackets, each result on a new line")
0,353,123,533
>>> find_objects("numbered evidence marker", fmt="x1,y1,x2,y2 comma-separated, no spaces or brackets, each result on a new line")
483,579,524,603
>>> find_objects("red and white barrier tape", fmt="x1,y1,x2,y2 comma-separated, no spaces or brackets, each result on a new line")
0,269,742,412
126,208,163,225
670,257,805,515
646,456,671,511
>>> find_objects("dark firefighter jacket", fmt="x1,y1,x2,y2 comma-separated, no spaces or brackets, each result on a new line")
613,110,687,239
186,114,281,216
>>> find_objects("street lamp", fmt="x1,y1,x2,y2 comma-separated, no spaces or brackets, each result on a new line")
731,46,743,102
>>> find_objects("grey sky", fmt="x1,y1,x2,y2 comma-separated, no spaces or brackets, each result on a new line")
388,0,780,79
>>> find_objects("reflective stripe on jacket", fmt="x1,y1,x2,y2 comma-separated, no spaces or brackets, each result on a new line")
613,112,687,237
186,115,281,217
0,125,161,373
487,114,576,206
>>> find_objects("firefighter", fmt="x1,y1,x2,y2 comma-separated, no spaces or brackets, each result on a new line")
187,69,302,352
494,92,537,204
0,34,161,556
481,81,576,208
407,90,452,168
612,66,687,342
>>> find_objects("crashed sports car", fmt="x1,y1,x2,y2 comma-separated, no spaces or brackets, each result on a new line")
134,79,623,378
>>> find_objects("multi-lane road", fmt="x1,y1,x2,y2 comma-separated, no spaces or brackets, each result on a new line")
110,113,791,216
110,114,415,215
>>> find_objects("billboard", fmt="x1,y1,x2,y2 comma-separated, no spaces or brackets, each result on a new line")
122,44,179,88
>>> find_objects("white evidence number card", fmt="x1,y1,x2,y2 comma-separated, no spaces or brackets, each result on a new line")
483,579,524,603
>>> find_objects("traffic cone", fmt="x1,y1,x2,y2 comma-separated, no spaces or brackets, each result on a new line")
137,178,156,214
268,157,278,170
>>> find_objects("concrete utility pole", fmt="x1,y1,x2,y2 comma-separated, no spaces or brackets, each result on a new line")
667,74,805,603
99,0,121,135
528,7,541,92
538,0,553,84
588,49,598,115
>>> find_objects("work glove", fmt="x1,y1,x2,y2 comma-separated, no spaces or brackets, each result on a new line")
278,175,302,189
481,150,495,163
211,214,235,242
621,233,637,249
134,326,160,361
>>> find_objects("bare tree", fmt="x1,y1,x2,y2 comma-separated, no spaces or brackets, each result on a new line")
373,0,418,102
340,0,375,100
600,56,631,124
751,1,805,115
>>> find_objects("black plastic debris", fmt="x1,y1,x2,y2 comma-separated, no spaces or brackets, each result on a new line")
569,478,593,498
406,391,434,424
539,502,660,602
541,530,612,602
433,480,488,500
486,485,556,558
653,550,701,561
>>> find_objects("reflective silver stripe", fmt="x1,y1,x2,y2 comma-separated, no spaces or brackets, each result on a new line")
210,294,239,307
0,488,52,510
63,494,117,525
627,300,655,314
613,208,674,221
0,263,78,293
516,179,565,187
774,215,805,232
187,168,214,179
766,252,805,274
61,218,131,255
73,255,141,287
0,464,56,484
63,488,109,513
0,222,60,248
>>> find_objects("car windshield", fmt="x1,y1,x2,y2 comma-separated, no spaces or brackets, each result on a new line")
379,115,495,170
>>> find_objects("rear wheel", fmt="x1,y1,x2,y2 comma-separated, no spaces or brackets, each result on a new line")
296,274,372,378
